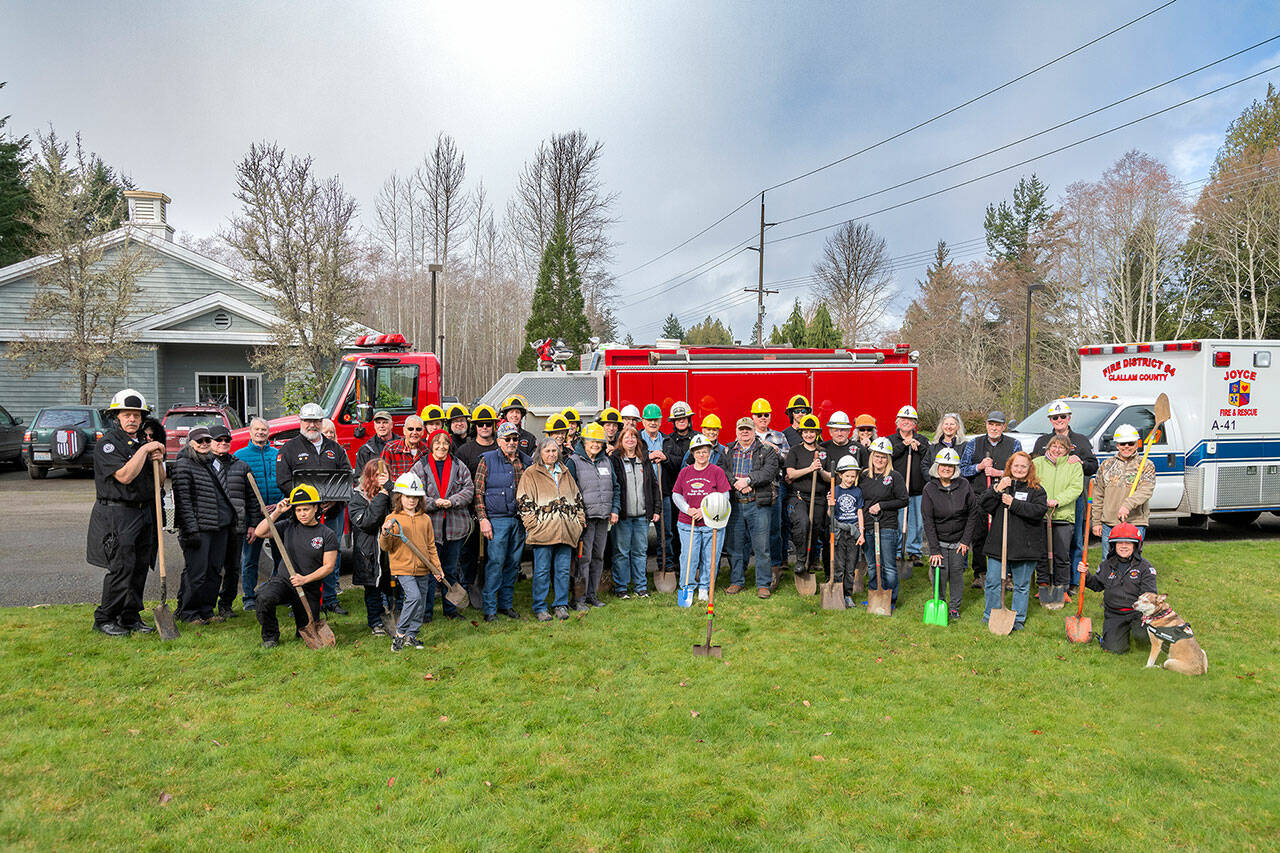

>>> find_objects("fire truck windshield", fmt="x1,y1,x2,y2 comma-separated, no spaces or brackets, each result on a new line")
317,362,354,416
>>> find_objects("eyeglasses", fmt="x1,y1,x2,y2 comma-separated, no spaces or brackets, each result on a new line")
857,427,874,432
477,423,494,428
1049,414,1069,421
191,438,211,444
213,437,231,443
404,427,424,432
499,436,518,443
1116,441,1138,447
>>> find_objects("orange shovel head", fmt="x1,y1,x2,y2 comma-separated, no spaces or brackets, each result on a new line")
1065,613,1092,643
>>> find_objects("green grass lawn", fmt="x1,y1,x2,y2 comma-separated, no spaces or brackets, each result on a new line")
3,538,1279,851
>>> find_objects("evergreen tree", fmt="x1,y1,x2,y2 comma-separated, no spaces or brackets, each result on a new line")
750,314,763,346
805,303,842,347
984,174,1052,271
685,315,734,345
1214,82,1280,172
660,312,684,341
517,211,592,370
779,298,807,347
768,324,785,345
0,83,33,267
623,332,636,346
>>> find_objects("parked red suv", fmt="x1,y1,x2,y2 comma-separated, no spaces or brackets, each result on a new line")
161,404,244,460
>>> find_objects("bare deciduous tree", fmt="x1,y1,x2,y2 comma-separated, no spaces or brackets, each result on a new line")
223,141,363,398
506,130,618,334
6,131,155,403
812,221,892,344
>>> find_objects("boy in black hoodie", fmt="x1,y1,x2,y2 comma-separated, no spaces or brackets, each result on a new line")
1083,523,1157,653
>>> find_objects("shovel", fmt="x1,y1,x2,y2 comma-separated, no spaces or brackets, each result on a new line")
820,505,845,610
653,467,678,593
866,519,892,616
245,473,336,649
692,526,723,657
151,459,179,640
1067,481,1095,643
795,471,818,596
899,447,913,582
923,553,947,627
676,517,698,608
1043,514,1065,609
988,507,1016,636
385,520,469,610
1128,392,1170,500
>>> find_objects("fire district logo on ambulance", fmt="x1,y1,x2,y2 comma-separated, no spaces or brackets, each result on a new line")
1229,380,1251,407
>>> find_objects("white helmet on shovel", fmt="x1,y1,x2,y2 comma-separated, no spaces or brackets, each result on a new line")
701,491,731,530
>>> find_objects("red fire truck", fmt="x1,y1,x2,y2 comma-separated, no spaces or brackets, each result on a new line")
231,338,918,464
228,333,442,462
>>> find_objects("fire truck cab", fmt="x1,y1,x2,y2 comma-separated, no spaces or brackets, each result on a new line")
229,333,442,463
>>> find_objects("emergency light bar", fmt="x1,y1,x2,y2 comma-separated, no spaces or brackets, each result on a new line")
1078,341,1202,356
354,333,410,351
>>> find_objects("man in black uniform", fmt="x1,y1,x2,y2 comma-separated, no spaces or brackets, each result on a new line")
500,395,539,459
276,402,352,614
354,410,397,474
252,484,339,647
88,389,167,636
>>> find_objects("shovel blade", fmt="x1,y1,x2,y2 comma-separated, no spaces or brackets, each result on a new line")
1043,583,1066,609
444,582,469,610
899,562,913,582
923,599,948,627
852,563,866,595
653,571,678,593
794,571,817,597
821,583,846,610
988,607,1016,636
691,643,722,657
300,619,337,649
467,583,483,610
1065,614,1093,643
153,603,180,640
866,588,892,617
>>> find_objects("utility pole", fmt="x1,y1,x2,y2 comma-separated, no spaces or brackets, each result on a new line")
744,192,777,346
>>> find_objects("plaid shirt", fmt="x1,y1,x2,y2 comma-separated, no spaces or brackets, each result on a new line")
380,439,428,479
730,440,757,502
473,450,529,520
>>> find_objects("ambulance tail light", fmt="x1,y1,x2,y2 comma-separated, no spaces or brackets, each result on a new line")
1212,351,1231,368
1162,342,1201,352
1078,346,1105,356
23,431,32,442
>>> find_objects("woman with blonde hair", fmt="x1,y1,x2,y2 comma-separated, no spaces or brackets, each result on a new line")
977,451,1047,631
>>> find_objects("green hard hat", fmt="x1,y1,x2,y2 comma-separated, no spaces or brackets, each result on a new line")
642,403,662,419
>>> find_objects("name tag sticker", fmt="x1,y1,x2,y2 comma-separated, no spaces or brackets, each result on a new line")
1014,491,1028,501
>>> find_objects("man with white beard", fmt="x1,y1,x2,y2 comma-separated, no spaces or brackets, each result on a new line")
277,403,353,614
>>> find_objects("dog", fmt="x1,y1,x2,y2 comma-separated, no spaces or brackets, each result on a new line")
1132,592,1208,676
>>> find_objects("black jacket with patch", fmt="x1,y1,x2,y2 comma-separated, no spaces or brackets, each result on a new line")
1085,550,1157,614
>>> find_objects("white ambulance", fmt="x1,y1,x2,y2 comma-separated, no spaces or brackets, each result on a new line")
1008,339,1280,526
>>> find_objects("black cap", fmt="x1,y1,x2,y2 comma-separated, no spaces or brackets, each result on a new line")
211,427,232,440
187,426,212,442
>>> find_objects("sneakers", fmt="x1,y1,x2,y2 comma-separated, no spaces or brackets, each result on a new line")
725,584,744,595
536,610,553,622
757,587,771,599
391,635,406,652
585,595,606,608
371,624,389,637
948,609,960,620
554,606,570,620
971,573,986,589
572,600,591,612
484,613,498,622
242,600,256,612
406,636,424,650
93,621,130,637
218,606,239,619
499,608,521,620
697,589,708,602
261,638,278,648
614,591,631,600
844,596,855,608
636,590,650,598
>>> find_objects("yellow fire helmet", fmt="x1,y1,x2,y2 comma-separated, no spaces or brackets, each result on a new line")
581,422,607,442
288,483,322,505
797,413,821,431
470,404,499,423
420,403,446,422
544,414,570,434
750,398,772,416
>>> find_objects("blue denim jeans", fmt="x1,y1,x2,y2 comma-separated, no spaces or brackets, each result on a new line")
396,574,431,638
985,557,1036,628
726,499,772,589
1098,523,1146,555
677,521,724,592
612,516,649,594
899,495,923,558
426,536,465,618
862,525,900,605
482,516,525,616
532,544,572,612
320,508,344,605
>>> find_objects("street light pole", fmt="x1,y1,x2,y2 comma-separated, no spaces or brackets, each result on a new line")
428,262,443,357
1024,282,1048,420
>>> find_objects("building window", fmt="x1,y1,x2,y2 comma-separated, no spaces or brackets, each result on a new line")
196,373,262,424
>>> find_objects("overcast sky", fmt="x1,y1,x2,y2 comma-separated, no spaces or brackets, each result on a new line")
4,0,1279,343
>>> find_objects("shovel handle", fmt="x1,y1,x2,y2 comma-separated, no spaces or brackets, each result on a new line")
152,459,167,584
246,473,317,625
387,520,442,578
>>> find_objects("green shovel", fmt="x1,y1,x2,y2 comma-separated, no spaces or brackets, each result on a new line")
923,553,948,627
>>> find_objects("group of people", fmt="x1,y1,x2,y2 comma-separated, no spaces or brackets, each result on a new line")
87,387,1161,655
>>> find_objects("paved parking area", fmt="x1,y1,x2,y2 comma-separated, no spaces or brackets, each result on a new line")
1,466,1277,607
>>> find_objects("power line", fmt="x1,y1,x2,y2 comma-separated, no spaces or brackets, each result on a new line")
613,0,1177,282
761,0,1180,193
772,34,1280,230
764,62,1280,247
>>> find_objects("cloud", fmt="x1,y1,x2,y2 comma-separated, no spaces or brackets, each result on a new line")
1167,132,1220,181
